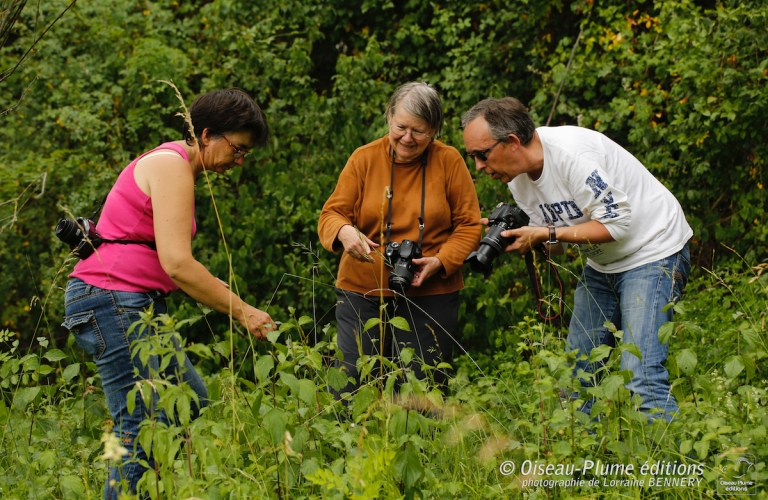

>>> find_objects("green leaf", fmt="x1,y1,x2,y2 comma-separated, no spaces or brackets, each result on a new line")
601,374,625,400
327,367,350,392
63,363,80,382
389,316,411,332
363,317,381,332
658,322,675,344
298,379,316,405
13,387,40,411
675,349,697,376
588,344,612,362
256,355,274,384
724,355,745,379
394,448,423,489
263,408,289,445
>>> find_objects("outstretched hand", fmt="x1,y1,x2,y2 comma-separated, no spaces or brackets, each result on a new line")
338,224,379,262
238,304,276,340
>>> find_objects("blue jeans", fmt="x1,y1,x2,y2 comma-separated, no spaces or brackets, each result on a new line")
62,278,208,500
567,245,690,420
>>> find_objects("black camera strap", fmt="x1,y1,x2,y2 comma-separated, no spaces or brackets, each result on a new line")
89,195,157,250
525,244,565,322
385,148,428,249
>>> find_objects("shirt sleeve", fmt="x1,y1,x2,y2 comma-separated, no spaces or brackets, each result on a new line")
435,151,482,277
318,156,361,253
568,154,632,242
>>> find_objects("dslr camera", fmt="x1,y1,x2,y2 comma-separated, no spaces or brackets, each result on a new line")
55,217,102,260
385,239,421,293
465,202,529,276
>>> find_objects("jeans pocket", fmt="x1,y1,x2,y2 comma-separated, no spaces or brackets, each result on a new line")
62,310,106,359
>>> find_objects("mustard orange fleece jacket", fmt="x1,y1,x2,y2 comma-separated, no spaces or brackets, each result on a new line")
318,136,481,297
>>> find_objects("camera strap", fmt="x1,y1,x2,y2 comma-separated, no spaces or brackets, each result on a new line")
89,195,157,250
524,245,565,322
385,148,428,249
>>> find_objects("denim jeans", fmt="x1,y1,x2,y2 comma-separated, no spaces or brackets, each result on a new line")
567,245,690,420
62,278,208,500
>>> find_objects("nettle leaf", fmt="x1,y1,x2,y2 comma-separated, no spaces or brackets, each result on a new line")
724,355,745,379
658,322,676,344
256,355,275,384
297,379,317,406
389,316,411,332
63,363,80,383
263,408,289,445
363,317,381,332
589,344,612,362
280,372,301,395
327,367,350,392
352,385,379,421
394,448,423,489
619,343,642,360
13,387,40,411
675,349,698,376
601,374,625,400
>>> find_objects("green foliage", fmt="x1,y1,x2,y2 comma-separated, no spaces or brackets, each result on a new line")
1,0,767,496
0,260,766,498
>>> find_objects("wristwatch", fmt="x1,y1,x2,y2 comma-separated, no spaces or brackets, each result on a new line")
546,222,559,245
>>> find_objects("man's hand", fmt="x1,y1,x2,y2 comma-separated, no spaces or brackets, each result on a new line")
500,226,549,255
410,256,444,287
338,225,379,263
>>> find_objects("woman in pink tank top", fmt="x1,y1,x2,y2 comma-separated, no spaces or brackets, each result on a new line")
61,88,274,500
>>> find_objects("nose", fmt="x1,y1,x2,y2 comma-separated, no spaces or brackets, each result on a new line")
235,156,245,166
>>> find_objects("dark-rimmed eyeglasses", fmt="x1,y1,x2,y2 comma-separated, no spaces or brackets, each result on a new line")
467,140,504,162
221,134,251,158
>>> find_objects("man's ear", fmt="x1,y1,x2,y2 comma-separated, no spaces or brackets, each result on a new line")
507,134,522,151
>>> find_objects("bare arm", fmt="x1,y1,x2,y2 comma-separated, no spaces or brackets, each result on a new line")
503,220,614,255
141,156,274,338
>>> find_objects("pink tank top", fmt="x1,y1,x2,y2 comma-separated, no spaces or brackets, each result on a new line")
70,143,196,293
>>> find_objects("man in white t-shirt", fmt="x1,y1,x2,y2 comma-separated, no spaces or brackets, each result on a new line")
462,97,692,420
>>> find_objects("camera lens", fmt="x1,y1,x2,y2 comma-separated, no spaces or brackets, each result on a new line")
55,219,84,248
464,226,512,276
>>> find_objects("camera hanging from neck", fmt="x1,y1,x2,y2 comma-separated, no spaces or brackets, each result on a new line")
385,148,428,248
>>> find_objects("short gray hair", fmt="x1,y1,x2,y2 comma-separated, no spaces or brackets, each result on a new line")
461,97,536,146
385,82,444,137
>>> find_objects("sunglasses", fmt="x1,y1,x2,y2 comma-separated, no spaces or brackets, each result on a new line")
221,134,251,158
467,139,504,162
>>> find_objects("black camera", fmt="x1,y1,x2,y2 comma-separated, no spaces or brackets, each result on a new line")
385,239,421,293
465,202,530,276
55,217,102,259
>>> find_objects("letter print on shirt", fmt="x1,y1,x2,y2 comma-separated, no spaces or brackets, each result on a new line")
585,169,608,199
601,191,619,219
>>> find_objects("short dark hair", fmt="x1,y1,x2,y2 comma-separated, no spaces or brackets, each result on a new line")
461,97,536,146
183,88,268,148
385,82,444,137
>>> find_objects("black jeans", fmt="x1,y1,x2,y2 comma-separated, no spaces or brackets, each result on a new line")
334,288,459,396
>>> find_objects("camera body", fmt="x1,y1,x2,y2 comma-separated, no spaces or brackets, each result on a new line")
55,217,101,260
385,239,421,293
465,202,530,276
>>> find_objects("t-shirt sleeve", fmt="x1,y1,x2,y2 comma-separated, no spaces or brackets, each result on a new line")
568,154,632,242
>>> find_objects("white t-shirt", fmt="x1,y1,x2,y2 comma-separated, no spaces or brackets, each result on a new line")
508,126,692,273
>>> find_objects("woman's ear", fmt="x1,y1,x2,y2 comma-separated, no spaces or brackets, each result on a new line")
199,128,212,146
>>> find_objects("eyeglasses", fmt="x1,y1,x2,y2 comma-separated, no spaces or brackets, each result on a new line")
390,125,431,140
467,140,504,162
221,134,251,158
